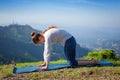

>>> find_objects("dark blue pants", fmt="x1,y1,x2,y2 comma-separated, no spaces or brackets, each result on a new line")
64,36,78,67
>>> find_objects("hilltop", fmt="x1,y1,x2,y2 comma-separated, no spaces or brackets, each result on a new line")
0,24,90,64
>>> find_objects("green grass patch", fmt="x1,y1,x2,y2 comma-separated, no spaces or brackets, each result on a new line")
50,59,67,64
15,61,40,67
1,59,120,80
15,59,67,67
0,65,14,78
0,59,66,79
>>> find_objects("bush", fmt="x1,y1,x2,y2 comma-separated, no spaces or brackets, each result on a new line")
84,49,116,60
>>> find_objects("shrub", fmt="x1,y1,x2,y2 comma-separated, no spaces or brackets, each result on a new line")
84,49,116,60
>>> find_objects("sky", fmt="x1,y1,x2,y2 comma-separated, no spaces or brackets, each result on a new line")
0,0,120,31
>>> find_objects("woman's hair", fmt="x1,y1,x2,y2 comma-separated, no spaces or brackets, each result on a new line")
31,32,41,44
31,26,58,44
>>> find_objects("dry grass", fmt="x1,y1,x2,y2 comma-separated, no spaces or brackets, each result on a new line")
1,60,120,80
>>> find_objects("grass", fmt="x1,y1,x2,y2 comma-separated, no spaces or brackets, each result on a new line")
0,60,120,80
15,59,67,67
0,64,13,78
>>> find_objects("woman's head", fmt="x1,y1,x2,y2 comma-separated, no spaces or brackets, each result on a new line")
31,32,44,44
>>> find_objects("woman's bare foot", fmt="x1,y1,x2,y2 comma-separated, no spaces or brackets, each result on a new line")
90,58,100,66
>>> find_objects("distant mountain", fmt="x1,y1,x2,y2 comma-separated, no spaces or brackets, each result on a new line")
93,39,120,54
0,24,90,64
0,24,43,64
74,26,120,54
74,26,120,48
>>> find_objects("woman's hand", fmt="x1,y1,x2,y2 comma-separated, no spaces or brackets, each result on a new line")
38,62,48,71
38,66,48,71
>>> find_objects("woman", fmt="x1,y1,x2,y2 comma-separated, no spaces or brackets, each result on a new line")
31,26,100,70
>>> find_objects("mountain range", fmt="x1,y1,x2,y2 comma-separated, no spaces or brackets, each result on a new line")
73,26,120,54
0,24,90,64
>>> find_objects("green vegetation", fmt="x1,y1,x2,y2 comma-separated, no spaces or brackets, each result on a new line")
84,49,117,61
0,49,120,80
0,64,14,78
15,59,67,68
0,60,66,79
0,59,120,80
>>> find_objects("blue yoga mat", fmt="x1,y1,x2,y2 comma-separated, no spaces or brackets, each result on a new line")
13,60,115,74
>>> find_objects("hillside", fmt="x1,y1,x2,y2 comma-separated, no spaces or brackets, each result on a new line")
0,24,90,64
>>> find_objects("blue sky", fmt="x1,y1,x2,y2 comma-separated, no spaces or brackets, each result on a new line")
0,0,120,31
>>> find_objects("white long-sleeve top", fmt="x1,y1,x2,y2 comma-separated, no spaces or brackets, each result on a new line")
43,28,72,64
